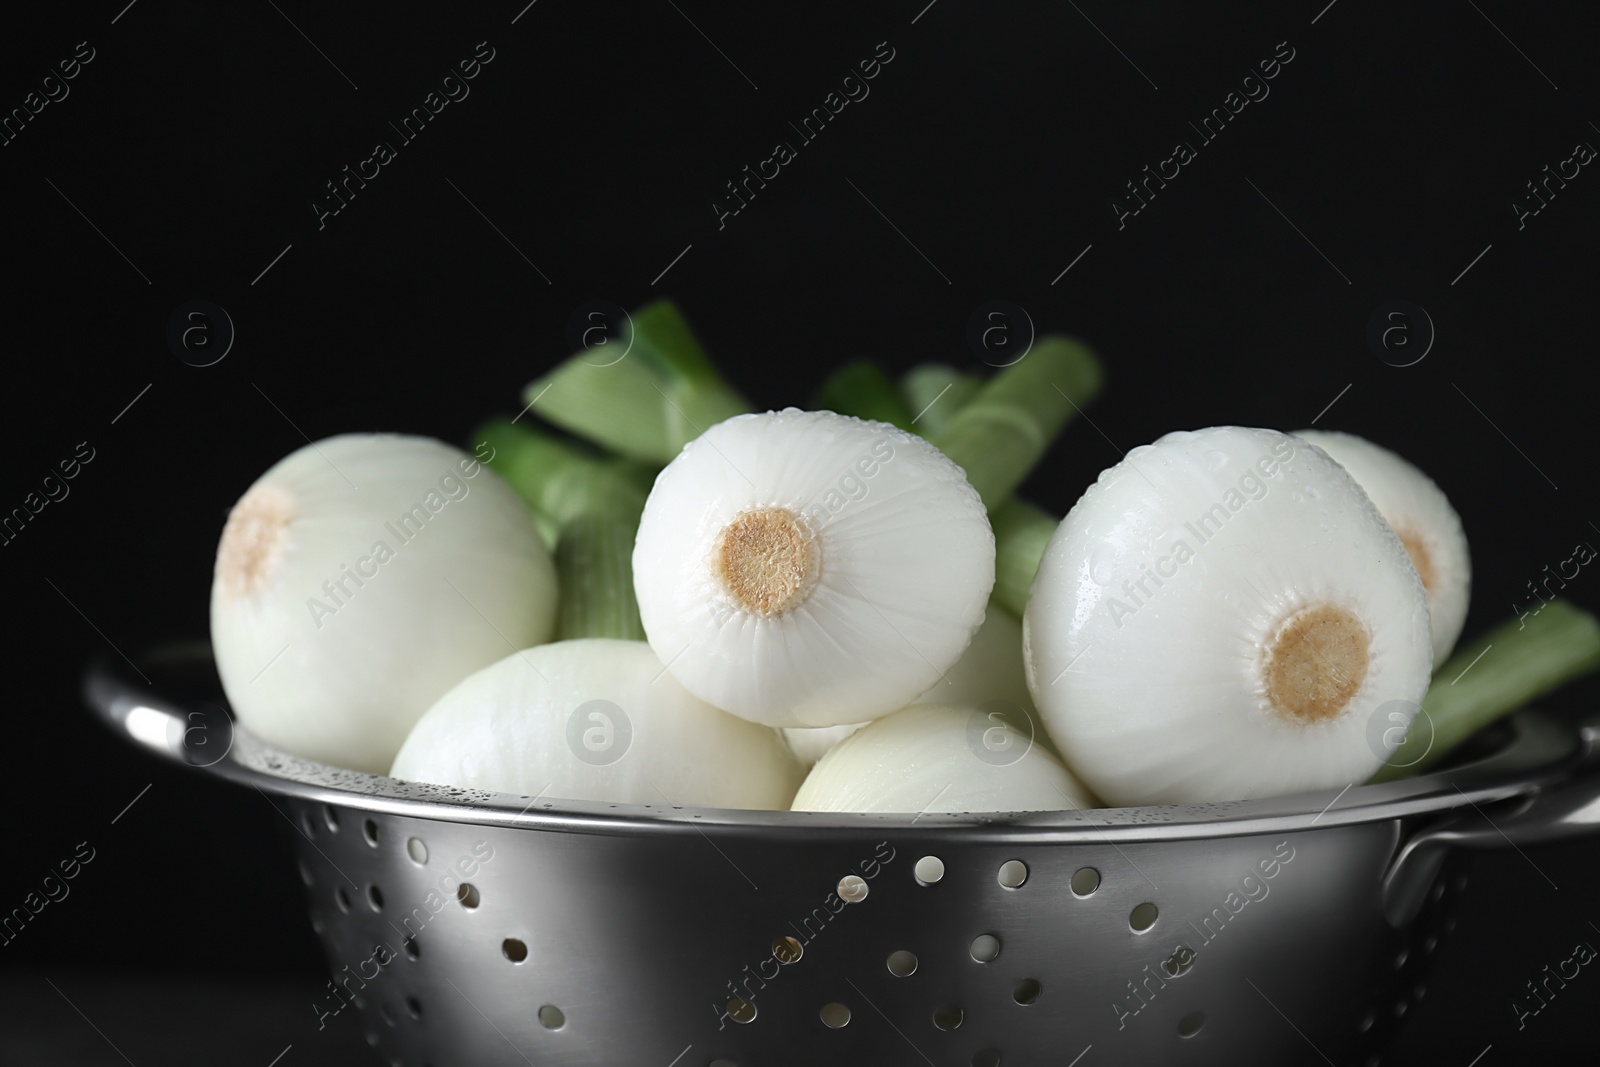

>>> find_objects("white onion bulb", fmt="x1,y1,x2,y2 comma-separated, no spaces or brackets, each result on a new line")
1024,426,1432,806
784,606,1043,768
913,604,1054,749
633,409,995,727
1295,430,1470,665
391,639,803,808
782,723,866,769
791,703,1095,813
210,434,557,773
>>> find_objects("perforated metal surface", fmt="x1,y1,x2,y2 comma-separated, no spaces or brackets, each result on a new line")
290,804,1445,1066
85,648,1600,1066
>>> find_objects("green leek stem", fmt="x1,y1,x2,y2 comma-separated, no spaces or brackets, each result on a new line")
930,336,1103,510
523,300,748,463
901,364,983,438
991,498,1060,618
1370,599,1600,781
816,363,915,430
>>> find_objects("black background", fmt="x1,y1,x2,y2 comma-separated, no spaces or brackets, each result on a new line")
2,0,1598,1062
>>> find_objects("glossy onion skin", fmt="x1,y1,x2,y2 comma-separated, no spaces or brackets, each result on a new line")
1295,429,1471,666
782,722,865,769
785,606,1048,768
791,702,1096,813
633,409,995,728
913,604,1056,753
1024,426,1432,806
210,434,557,773
391,639,804,809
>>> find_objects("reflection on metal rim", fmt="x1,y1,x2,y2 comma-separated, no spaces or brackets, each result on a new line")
85,644,1583,842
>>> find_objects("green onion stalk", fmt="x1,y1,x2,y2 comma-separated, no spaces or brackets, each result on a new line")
893,342,1103,619
991,498,1060,619
475,419,650,641
900,364,983,437
816,363,916,430
929,336,1103,511
1371,599,1600,781
521,300,750,464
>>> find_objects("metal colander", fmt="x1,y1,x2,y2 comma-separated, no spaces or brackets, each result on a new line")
85,646,1600,1066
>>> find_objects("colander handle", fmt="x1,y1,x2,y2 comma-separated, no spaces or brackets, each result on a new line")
1382,710,1600,926
82,650,235,769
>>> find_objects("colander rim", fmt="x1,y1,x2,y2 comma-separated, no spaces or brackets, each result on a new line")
86,642,1586,844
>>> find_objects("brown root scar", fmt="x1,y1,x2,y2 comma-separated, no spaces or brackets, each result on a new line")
714,507,818,617
1261,603,1370,724
217,483,296,598
1394,524,1437,596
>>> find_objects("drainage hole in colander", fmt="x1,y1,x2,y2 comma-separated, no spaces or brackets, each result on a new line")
367,885,384,911
380,1002,396,1027
403,937,419,960
311,917,324,935
502,938,528,963
997,860,1028,889
933,1005,964,1031
364,1031,379,1047
1129,902,1158,932
1392,947,1409,969
914,855,945,885
301,810,317,838
970,934,1000,963
323,805,340,832
726,996,757,1024
298,861,314,888
363,818,380,847
1162,948,1193,977
887,950,918,977
1070,867,1100,897
405,996,422,1020
1357,1008,1375,1033
538,1004,565,1029
1393,998,1408,1018
458,883,481,909
1177,1010,1204,1038
335,887,352,913
773,936,804,965
820,1002,851,1028
971,1051,1001,1067
838,874,869,903
407,837,428,865
1012,979,1041,1005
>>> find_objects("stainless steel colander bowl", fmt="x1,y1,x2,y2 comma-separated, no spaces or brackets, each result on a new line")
86,646,1600,1066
